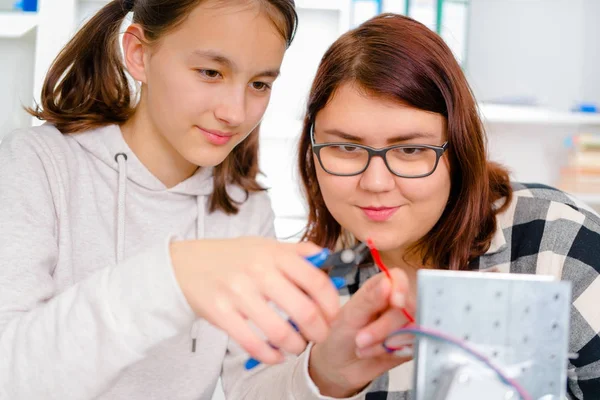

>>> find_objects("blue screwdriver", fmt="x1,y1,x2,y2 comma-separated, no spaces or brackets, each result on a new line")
244,248,345,370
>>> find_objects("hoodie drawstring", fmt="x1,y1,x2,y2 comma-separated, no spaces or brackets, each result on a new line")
190,195,207,352
113,151,205,352
195,195,205,240
115,153,128,264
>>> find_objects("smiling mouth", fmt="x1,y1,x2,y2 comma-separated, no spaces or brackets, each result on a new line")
359,206,400,222
197,126,236,146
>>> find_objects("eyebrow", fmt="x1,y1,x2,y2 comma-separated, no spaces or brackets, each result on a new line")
321,128,437,144
190,50,281,78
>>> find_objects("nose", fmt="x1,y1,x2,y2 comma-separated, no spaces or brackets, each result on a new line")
359,156,396,193
214,86,246,127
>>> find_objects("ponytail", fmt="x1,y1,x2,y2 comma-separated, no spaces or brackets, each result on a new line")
28,0,133,133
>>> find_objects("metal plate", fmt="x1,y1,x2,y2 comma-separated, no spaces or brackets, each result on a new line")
413,270,571,400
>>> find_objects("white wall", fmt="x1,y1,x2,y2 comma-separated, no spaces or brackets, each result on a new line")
383,0,407,14
0,31,35,136
77,0,105,22
260,7,346,241
465,0,587,111
264,8,343,122
463,0,600,190
582,0,600,107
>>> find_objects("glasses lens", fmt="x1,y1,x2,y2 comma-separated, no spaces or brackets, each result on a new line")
319,145,369,175
386,146,438,177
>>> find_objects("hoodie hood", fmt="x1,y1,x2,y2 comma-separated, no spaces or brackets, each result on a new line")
0,122,277,400
70,124,250,349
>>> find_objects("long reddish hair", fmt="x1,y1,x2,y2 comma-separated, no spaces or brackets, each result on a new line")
299,14,512,270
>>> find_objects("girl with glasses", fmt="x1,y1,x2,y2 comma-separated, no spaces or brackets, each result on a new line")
290,13,600,399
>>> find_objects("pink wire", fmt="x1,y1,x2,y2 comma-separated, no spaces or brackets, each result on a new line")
365,241,530,399
384,326,532,400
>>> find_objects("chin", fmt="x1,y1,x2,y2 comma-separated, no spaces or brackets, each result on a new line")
185,152,229,168
352,229,405,251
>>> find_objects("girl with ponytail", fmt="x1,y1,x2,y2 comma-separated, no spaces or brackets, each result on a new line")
0,1,345,399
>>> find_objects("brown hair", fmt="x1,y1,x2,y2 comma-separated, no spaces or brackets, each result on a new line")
299,14,512,270
28,0,298,214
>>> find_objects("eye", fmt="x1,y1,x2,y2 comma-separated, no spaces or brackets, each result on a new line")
399,147,422,155
251,81,271,92
333,145,361,153
197,69,222,79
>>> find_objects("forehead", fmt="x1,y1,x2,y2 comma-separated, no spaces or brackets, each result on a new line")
156,1,287,69
315,83,446,142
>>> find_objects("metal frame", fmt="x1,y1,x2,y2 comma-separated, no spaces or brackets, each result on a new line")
414,270,571,400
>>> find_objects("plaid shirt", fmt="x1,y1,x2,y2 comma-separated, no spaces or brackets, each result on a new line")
339,183,600,399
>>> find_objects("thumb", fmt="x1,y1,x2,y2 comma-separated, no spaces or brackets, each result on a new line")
341,273,392,330
284,241,324,257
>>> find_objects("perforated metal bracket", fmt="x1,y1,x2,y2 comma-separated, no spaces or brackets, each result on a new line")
413,270,572,400
432,364,518,400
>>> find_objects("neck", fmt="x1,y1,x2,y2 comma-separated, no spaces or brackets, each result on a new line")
120,100,198,188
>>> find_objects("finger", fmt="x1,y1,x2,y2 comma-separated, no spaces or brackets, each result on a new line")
205,303,283,365
384,333,415,352
356,342,414,359
276,248,341,323
387,269,411,309
282,240,324,257
356,334,414,358
339,273,392,330
261,270,330,344
349,353,412,378
229,274,308,355
355,307,411,349
356,343,388,358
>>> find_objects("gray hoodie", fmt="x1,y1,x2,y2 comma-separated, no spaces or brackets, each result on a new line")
0,124,349,400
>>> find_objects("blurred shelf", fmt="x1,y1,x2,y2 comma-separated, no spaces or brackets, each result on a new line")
0,12,38,38
479,103,600,126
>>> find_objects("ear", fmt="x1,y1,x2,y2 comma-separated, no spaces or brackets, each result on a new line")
122,24,149,83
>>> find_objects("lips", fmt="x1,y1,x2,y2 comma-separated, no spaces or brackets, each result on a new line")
197,126,236,146
202,128,235,137
359,206,400,222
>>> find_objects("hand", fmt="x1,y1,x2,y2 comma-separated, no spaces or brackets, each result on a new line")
308,269,414,398
170,237,340,366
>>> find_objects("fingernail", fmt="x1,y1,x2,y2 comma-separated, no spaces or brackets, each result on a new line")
332,277,346,289
386,334,413,349
355,332,373,348
391,292,406,308
393,346,414,358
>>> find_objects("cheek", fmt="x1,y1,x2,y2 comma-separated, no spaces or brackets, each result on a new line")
315,167,357,210
148,68,185,114
149,63,211,119
247,95,271,128
400,162,451,216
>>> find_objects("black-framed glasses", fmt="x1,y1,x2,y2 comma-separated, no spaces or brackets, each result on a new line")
310,124,448,178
